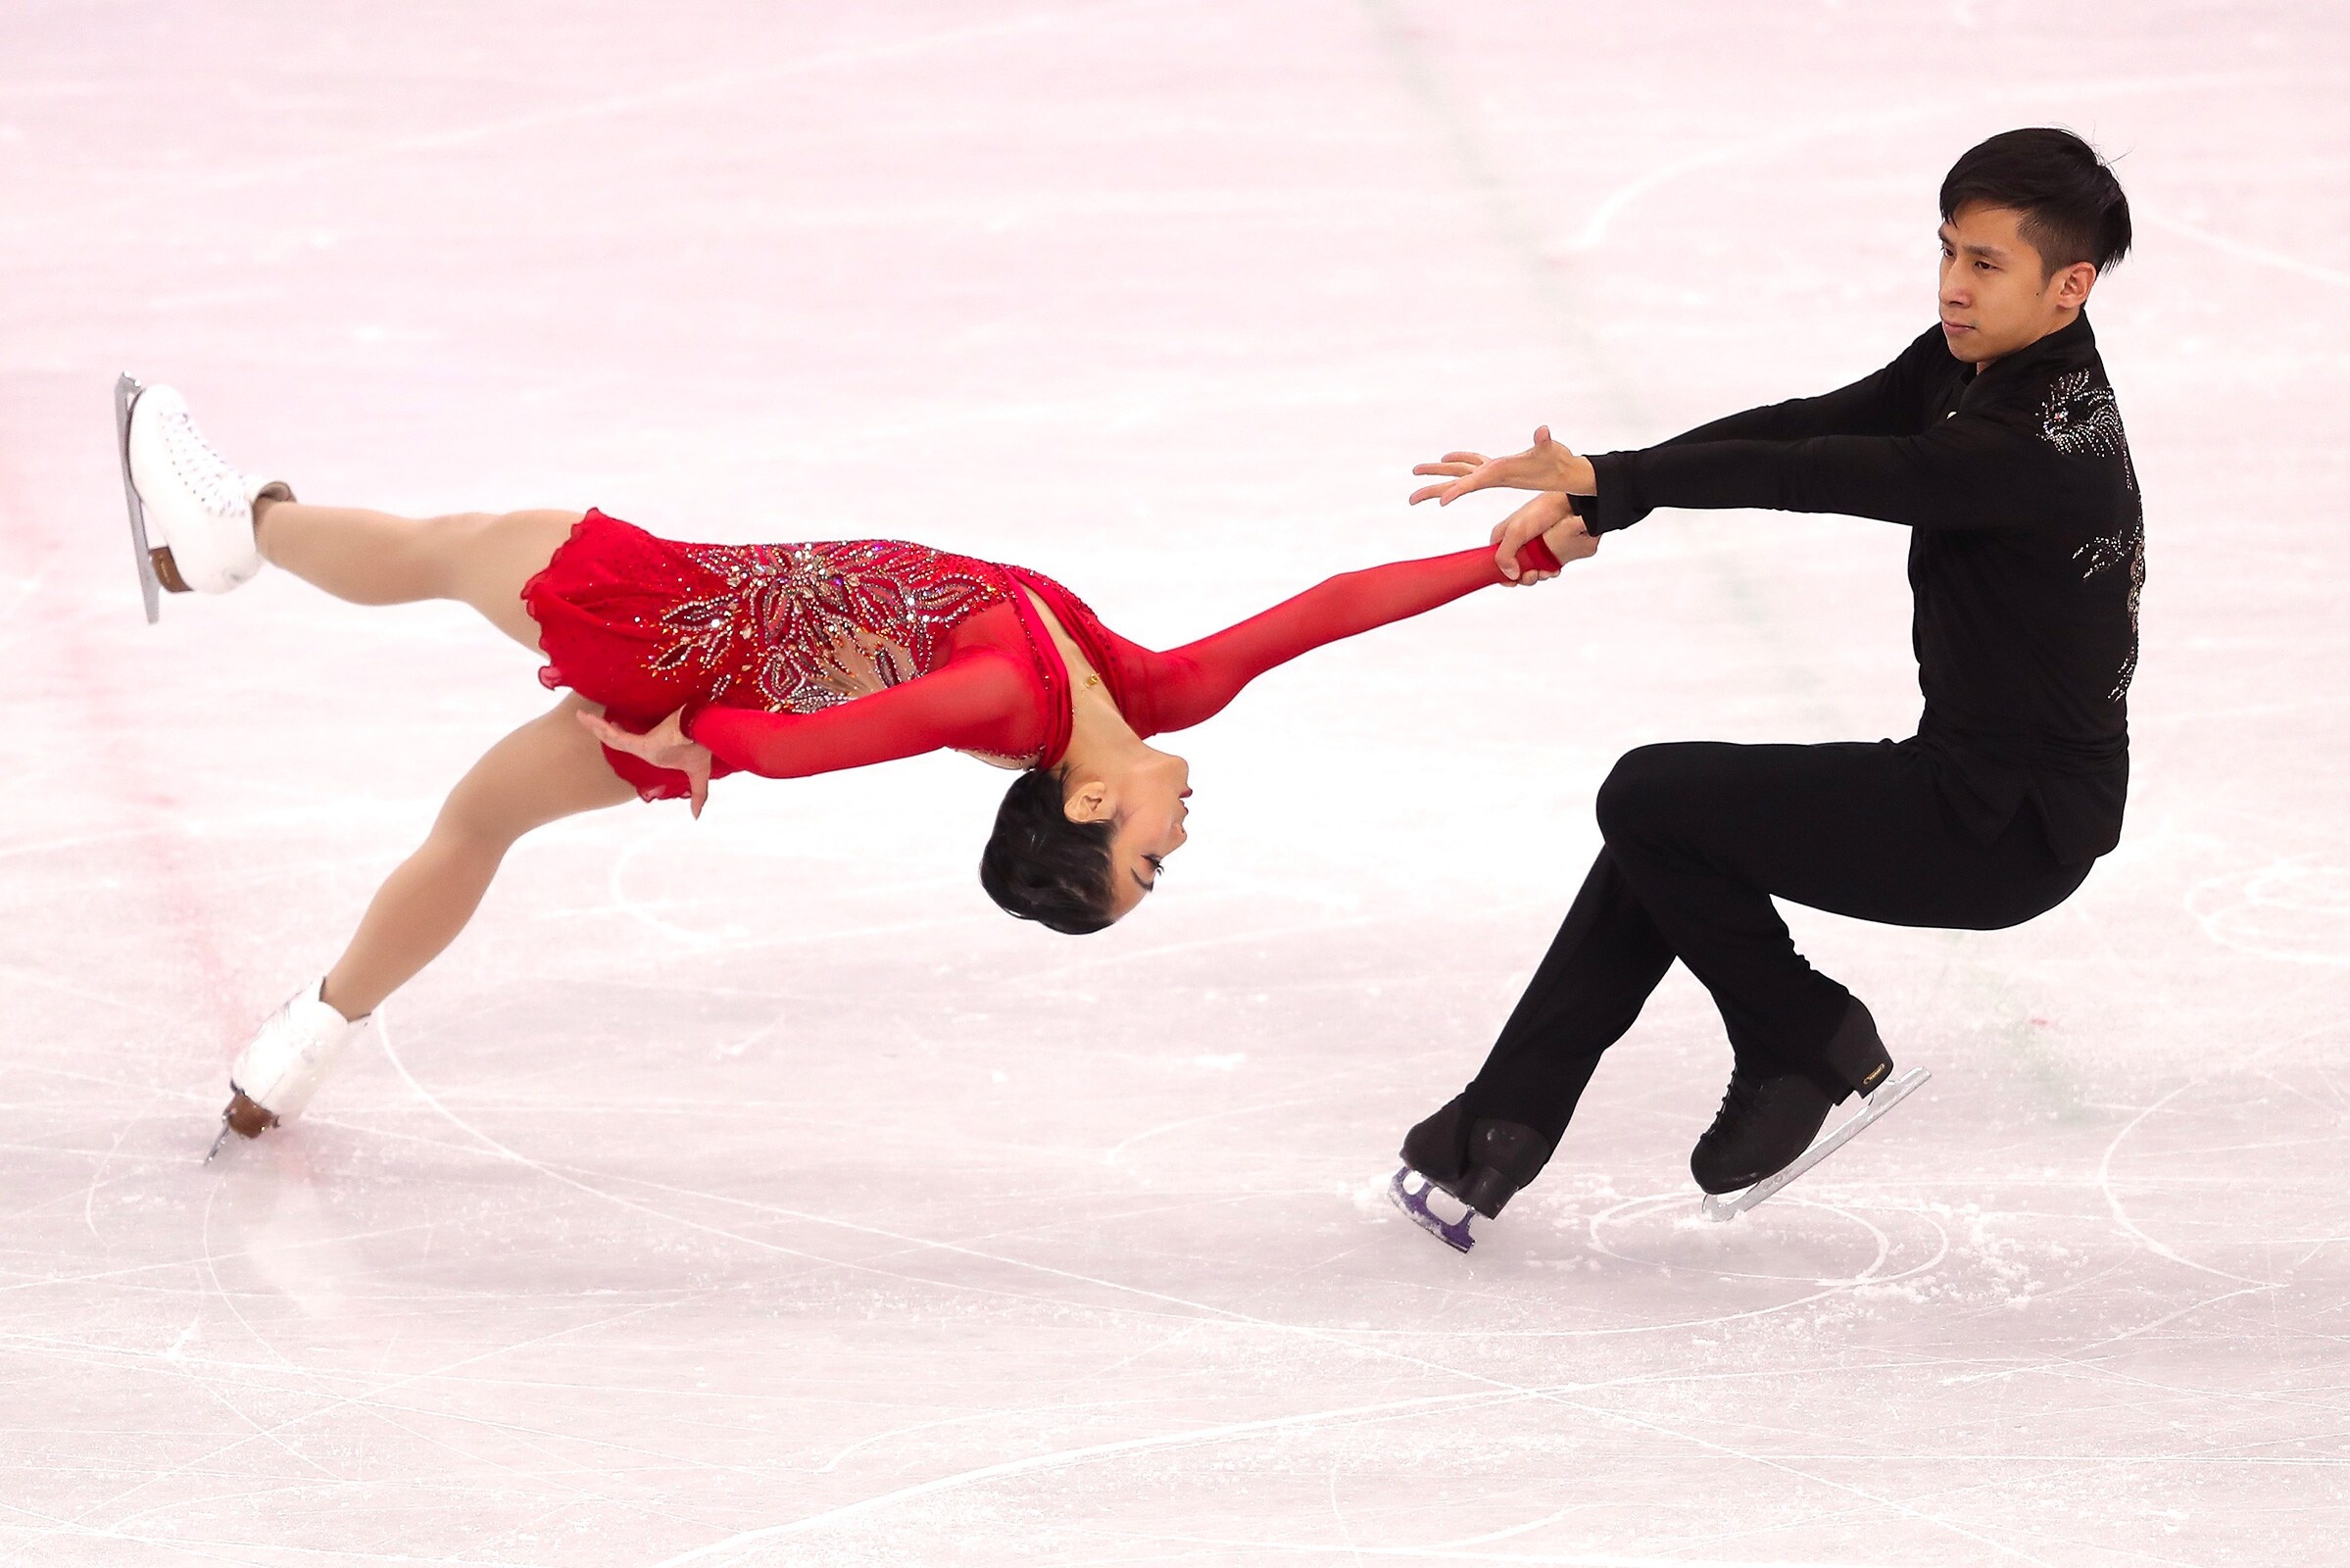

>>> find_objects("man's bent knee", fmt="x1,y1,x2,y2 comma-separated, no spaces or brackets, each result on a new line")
1595,742,1717,843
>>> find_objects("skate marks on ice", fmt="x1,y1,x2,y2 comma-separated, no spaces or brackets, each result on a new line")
1555,63,2330,261
2138,209,2350,293
1353,1181,1963,1343
2092,1022,2350,1290
2185,856,2350,967
368,1015,2071,1568
1587,1194,1931,1293
353,998,2350,1329
384,978,1976,1348
1,2,1163,240
24,944,2343,1560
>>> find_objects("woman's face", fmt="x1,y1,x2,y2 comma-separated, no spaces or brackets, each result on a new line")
1066,749,1191,920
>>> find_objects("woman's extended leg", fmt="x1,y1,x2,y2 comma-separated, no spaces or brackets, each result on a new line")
253,500,581,651
320,692,635,1017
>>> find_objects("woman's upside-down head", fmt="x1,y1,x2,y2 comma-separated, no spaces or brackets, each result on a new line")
981,747,1192,933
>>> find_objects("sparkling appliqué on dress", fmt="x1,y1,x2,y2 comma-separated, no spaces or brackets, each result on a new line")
650,539,1010,713
2041,368,2144,702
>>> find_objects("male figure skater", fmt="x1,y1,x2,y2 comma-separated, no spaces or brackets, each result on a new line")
1394,127,2141,1242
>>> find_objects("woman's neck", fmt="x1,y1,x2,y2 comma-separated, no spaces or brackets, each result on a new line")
1059,671,1150,778
1016,584,1148,773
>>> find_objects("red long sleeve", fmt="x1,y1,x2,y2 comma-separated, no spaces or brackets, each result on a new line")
679,537,1557,782
684,648,1039,779
1125,538,1557,735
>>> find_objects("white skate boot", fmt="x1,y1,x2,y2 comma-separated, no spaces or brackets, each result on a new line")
210,978,372,1157
115,374,293,621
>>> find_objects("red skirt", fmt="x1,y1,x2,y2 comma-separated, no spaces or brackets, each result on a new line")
521,510,741,802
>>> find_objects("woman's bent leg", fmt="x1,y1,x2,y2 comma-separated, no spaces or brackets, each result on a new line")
320,694,635,1017
254,502,582,651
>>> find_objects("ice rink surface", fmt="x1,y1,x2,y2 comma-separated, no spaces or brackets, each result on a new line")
4,2,2347,1563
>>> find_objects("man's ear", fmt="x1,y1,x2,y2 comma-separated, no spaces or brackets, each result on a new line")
2053,260,2097,311
1063,777,1113,823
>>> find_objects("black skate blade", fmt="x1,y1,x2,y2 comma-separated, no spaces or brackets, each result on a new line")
1701,1067,1931,1221
1388,1165,1477,1252
114,371,161,625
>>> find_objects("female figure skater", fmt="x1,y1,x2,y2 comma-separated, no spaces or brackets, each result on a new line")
114,381,1594,1152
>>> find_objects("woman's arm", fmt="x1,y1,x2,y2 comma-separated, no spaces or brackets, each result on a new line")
583,650,1037,812
690,650,1035,776
1143,532,1568,734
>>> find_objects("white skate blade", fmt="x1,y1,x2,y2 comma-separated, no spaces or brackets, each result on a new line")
1388,1166,1478,1253
114,372,162,624
1700,1067,1931,1222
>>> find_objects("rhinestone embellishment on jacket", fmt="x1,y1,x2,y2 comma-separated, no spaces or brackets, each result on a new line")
2041,369,2144,703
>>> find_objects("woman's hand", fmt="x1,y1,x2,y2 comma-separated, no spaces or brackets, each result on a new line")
577,706,712,818
1409,425,1596,506
1487,491,1600,583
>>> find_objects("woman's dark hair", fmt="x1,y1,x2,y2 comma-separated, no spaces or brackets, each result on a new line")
1940,127,2131,276
979,766,1117,935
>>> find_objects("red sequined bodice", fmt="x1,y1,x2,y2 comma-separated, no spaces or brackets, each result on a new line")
647,538,1012,714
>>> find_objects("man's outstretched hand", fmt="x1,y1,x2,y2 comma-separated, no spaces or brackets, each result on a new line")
1410,425,1597,506
1490,491,1598,584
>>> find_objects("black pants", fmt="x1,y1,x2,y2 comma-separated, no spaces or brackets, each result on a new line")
1461,740,2093,1148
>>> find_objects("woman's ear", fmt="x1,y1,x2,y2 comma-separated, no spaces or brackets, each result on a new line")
1063,777,1113,823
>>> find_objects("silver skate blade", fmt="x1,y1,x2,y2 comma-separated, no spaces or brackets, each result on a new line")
1700,1067,1932,1222
1388,1165,1477,1252
114,372,161,625
203,1118,234,1163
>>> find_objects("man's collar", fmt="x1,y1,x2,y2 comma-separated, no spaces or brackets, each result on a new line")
1975,309,2095,385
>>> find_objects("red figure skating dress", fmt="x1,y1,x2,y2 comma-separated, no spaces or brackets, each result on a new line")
522,510,1560,800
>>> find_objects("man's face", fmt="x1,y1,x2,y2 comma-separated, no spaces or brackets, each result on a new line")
1936,201,2094,366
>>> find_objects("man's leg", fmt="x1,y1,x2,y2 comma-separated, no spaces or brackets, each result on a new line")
253,500,581,651
1398,848,1675,1209
1424,738,2090,1202
1592,740,2088,1096
1466,848,1677,1147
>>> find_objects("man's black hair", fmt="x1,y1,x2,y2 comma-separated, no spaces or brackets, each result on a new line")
979,766,1117,935
1940,127,2131,276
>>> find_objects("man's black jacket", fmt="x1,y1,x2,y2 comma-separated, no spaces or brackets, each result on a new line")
1579,312,2143,864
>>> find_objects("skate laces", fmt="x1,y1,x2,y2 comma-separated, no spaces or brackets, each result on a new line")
1710,1071,1764,1130
159,406,244,514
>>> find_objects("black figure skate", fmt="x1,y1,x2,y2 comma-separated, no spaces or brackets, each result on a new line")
1693,999,1930,1221
1388,1096,1552,1253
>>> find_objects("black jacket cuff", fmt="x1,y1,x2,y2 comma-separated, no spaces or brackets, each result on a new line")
1582,451,1650,534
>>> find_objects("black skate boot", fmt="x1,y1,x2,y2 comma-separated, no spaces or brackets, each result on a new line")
1817,997,1895,1099
1390,1096,1552,1252
1689,999,1897,1196
1689,1069,1835,1195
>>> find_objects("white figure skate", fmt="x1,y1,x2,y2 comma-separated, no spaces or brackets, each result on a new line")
209,979,373,1159
115,374,292,620
1699,1067,1932,1221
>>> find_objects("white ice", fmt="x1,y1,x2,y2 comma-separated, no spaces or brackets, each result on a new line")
4,3,2346,1564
